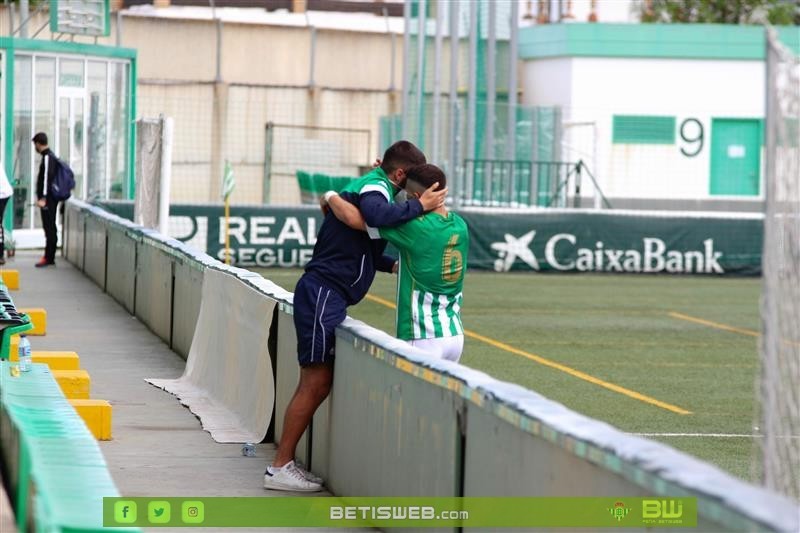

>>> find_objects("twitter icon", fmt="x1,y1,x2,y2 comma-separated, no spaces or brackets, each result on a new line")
148,501,171,523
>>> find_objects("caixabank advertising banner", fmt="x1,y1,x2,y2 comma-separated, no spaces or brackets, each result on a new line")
462,209,763,275
99,202,763,275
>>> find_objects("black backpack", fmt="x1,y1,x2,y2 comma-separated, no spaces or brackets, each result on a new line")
50,155,75,201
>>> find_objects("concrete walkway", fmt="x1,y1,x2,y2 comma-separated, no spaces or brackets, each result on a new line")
9,252,359,532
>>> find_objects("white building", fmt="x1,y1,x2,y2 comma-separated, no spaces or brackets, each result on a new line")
519,23,800,211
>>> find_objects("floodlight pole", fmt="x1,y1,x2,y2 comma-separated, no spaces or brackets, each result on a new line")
19,0,28,38
432,0,443,165
401,0,411,139
385,7,396,93
466,0,477,166
210,0,221,83
415,0,427,145
116,10,123,47
507,0,519,163
306,11,316,89
448,0,459,200
486,1,496,162
6,0,14,38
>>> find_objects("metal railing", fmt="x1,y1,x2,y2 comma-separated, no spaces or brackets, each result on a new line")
461,158,612,209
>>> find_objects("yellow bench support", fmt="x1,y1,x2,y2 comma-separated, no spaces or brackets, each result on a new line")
68,399,112,441
1,269,19,290
9,335,19,358
52,369,90,399
9,351,80,370
18,308,46,336
33,351,80,370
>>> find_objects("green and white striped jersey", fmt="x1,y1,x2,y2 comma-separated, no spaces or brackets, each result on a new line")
379,211,469,340
339,166,395,200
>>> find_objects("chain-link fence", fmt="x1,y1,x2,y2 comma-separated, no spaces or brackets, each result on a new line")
757,28,800,503
383,97,609,208
387,98,779,211
137,84,399,206
399,1,607,209
140,83,773,212
265,123,372,205
398,1,773,212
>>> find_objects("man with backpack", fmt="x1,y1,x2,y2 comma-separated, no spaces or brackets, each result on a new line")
32,132,74,268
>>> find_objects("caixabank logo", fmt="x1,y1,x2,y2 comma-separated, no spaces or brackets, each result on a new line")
491,230,724,274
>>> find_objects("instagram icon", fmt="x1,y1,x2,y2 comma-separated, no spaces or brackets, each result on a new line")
181,501,204,523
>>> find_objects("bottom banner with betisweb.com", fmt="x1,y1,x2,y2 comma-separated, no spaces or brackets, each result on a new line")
104,496,697,528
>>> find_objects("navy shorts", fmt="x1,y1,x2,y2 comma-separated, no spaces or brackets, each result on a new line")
293,274,347,366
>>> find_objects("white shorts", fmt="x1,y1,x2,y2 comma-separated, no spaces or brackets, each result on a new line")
407,335,464,363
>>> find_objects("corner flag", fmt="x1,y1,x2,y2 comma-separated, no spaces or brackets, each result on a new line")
222,160,235,200
222,160,235,265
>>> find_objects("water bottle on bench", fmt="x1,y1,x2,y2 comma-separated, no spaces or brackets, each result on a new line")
18,336,32,372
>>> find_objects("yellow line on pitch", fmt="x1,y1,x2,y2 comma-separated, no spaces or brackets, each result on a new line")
668,311,759,338
364,294,692,415
365,294,398,309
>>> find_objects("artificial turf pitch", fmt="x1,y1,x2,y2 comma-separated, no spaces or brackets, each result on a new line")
257,268,761,482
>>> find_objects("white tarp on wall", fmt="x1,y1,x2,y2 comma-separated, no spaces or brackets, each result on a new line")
147,268,276,443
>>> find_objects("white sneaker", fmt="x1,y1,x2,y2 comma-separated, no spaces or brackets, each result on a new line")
263,461,322,492
294,460,324,485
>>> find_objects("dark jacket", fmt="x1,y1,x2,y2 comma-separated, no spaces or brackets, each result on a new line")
36,148,58,201
304,168,423,306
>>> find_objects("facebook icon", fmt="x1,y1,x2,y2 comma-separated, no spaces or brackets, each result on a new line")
114,501,137,523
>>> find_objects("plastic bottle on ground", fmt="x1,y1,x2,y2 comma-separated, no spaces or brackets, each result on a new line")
19,336,32,373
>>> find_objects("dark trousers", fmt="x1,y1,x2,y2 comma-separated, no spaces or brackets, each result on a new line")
40,199,59,263
0,197,8,256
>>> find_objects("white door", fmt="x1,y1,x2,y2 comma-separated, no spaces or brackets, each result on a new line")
16,88,86,248
58,89,86,200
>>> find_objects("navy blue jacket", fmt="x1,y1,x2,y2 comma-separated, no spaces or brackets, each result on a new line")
305,168,423,305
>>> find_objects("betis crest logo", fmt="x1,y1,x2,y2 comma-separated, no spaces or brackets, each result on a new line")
608,501,630,522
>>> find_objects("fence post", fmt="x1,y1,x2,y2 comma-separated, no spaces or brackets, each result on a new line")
574,160,582,208
448,0,460,201
453,100,463,208
158,115,174,236
263,122,274,204
88,93,103,200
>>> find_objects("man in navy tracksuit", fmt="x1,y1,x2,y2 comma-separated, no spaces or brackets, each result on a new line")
32,132,60,267
264,141,446,492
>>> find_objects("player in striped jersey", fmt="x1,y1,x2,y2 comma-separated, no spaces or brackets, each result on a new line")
325,164,469,362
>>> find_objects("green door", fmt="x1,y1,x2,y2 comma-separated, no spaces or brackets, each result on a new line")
709,118,762,196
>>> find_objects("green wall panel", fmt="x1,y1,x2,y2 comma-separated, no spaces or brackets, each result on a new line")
613,115,676,145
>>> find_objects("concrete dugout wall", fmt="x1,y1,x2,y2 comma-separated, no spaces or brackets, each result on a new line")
105,225,138,314
83,215,107,290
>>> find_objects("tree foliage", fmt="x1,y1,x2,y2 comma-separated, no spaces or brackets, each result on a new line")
639,0,800,25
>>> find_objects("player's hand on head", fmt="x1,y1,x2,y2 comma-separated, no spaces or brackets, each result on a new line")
372,158,382,169
420,182,447,211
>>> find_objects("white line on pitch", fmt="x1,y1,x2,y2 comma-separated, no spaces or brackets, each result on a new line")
633,433,800,438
